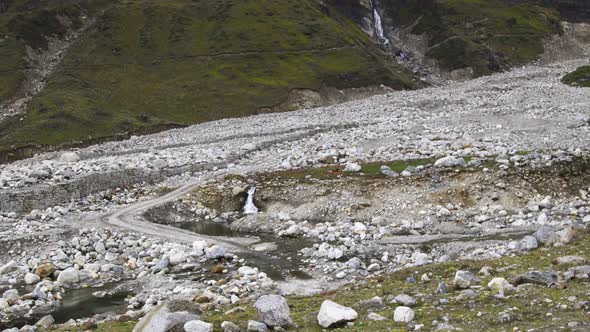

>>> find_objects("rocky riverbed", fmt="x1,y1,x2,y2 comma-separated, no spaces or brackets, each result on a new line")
0,59,589,331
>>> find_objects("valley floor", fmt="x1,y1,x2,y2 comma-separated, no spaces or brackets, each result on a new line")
0,59,589,331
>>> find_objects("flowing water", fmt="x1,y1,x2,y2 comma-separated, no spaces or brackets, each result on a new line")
243,187,259,214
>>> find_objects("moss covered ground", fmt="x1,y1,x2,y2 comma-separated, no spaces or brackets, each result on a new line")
562,65,590,87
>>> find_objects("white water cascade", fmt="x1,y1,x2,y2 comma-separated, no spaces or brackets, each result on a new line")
243,187,259,214
373,8,385,41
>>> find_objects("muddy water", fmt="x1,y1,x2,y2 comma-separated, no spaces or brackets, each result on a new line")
177,219,313,280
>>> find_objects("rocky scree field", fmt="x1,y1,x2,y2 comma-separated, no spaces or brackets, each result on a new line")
0,59,588,331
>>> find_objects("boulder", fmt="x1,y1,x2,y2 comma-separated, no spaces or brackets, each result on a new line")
394,294,417,307
253,295,292,327
56,268,80,286
453,270,480,289
487,277,514,293
205,246,227,260
184,320,212,332
60,152,81,163
434,156,466,168
317,300,358,328
132,305,200,332
24,273,41,285
247,320,268,332
36,263,56,278
344,163,362,172
35,315,54,329
0,261,18,275
546,226,578,246
513,270,557,286
393,306,415,323
221,321,241,332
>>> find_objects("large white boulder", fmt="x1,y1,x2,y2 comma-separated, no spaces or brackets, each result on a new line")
393,306,415,323
317,300,358,328
434,156,466,168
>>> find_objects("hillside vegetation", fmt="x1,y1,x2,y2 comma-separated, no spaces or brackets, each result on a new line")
0,0,418,154
562,65,590,87
382,0,563,75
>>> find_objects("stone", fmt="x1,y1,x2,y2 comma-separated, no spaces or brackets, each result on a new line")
253,295,292,327
554,256,587,265
184,320,212,332
205,246,227,260
367,312,386,321
56,268,80,285
151,257,170,273
547,226,578,246
247,320,268,332
344,163,362,172
564,265,590,280
317,300,358,328
169,252,188,266
367,263,380,272
221,321,241,332
517,236,538,251
435,282,448,294
393,306,415,323
394,294,417,307
35,315,55,329
132,305,200,332
0,298,9,310
0,261,18,275
60,152,81,163
513,270,557,286
380,165,399,177
3,289,19,303
453,270,480,289
434,156,466,168
354,296,384,311
36,263,56,278
488,278,514,293
24,273,41,285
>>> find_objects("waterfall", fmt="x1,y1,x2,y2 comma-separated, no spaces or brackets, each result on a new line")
243,187,259,214
373,8,385,41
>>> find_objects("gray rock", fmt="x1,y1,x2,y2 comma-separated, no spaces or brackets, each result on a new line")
434,156,466,168
393,306,415,323
564,265,590,280
205,246,227,260
513,270,557,286
35,315,54,329
0,261,18,275
367,312,386,321
554,256,586,265
533,226,554,244
253,295,292,327
354,296,384,311
60,152,81,163
394,294,417,307
56,267,80,286
221,321,241,332
132,305,200,332
184,320,212,332
24,273,40,285
3,289,19,302
435,282,448,294
380,165,399,177
317,300,358,328
247,320,268,332
151,257,170,273
453,270,480,289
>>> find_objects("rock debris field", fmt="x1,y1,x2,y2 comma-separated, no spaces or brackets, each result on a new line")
0,59,589,331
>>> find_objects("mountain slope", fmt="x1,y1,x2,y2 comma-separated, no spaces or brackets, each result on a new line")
0,0,419,156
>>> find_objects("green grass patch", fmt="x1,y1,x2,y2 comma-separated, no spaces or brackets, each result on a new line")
562,65,590,87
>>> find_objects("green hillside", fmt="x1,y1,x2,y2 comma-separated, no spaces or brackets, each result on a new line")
0,0,419,154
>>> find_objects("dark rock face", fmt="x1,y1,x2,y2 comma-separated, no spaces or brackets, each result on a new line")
548,0,590,22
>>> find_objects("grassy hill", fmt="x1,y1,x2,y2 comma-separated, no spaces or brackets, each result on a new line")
0,0,419,157
382,0,563,76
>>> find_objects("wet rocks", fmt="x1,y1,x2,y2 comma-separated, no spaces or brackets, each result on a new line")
317,300,358,328
253,295,292,328
453,271,480,289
